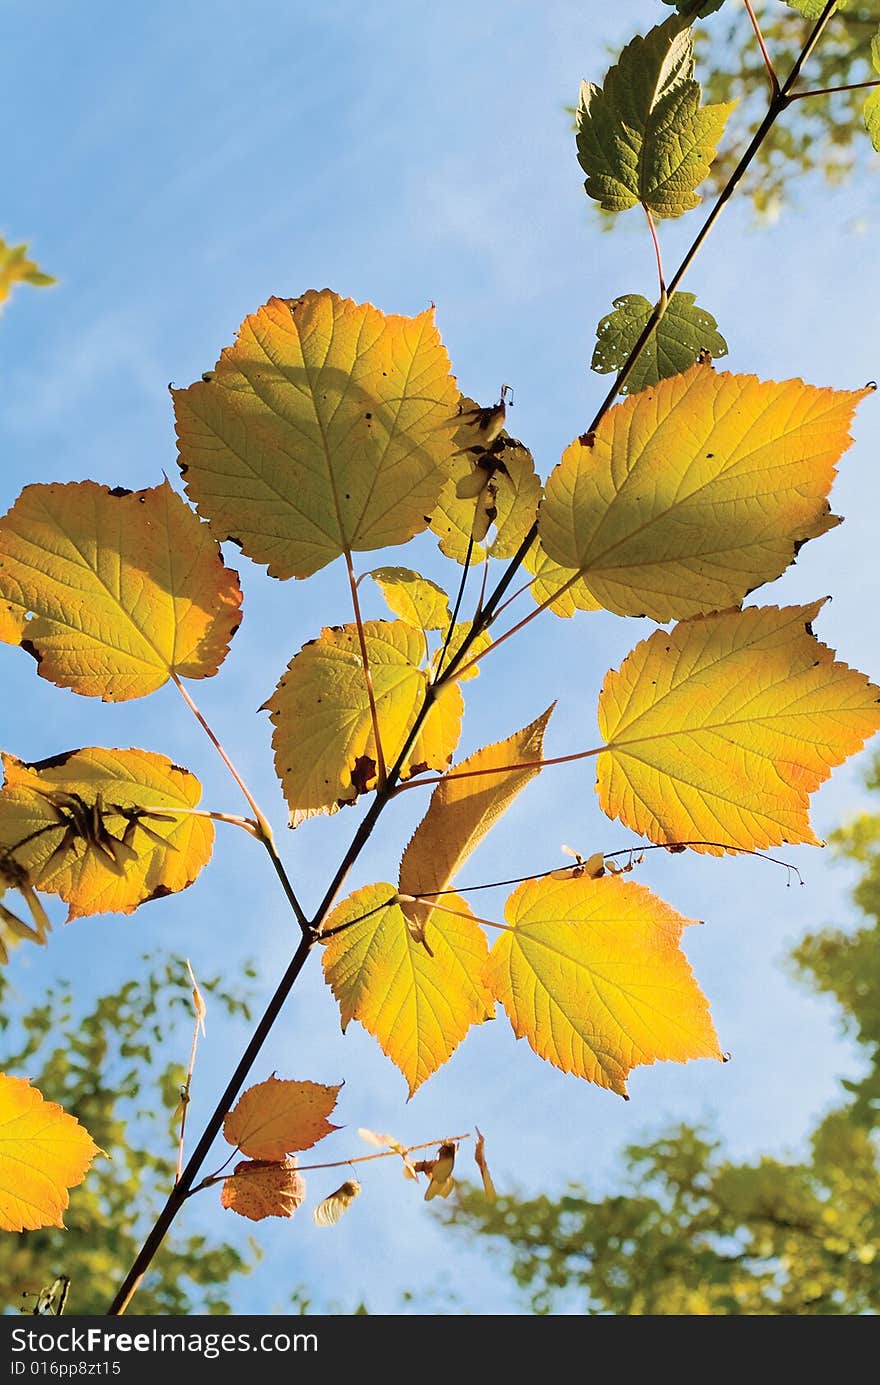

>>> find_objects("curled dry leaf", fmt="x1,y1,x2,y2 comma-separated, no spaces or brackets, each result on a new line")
474,1129,496,1202
220,1157,305,1223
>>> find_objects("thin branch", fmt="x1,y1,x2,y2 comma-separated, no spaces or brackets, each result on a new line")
175,961,206,1186
317,894,397,940
171,674,309,931
188,1133,473,1195
398,893,513,934
450,570,583,680
345,549,387,788
743,0,780,97
392,745,604,795
434,534,474,680
787,77,880,102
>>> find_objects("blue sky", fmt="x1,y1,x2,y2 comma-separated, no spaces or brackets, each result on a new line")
2,0,879,1314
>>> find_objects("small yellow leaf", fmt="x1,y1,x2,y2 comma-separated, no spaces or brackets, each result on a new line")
523,540,601,619
474,1128,496,1201
484,875,722,1096
0,480,242,701
422,1141,456,1201
369,568,451,637
0,1074,101,1232
223,1076,341,1159
0,239,55,312
0,749,213,921
313,1179,361,1227
398,706,554,938
220,1157,305,1222
266,621,462,818
173,291,460,579
321,883,493,1096
429,623,492,683
597,603,880,852
540,367,869,622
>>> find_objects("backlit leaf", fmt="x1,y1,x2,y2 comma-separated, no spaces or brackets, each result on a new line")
321,882,493,1096
0,748,213,920
220,1157,305,1222
429,624,492,683
266,620,462,817
523,541,601,619
591,292,727,393
313,1180,361,1227
484,874,722,1096
785,1,845,17
223,1076,340,1159
0,240,55,314
0,480,242,701
576,18,734,217
0,1074,100,1232
539,366,868,622
864,31,880,153
597,603,880,853
398,707,554,938
173,290,460,579
368,568,451,640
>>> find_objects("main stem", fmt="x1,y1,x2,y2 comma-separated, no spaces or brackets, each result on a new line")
106,6,838,1313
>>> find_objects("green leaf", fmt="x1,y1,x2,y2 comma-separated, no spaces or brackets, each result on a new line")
576,18,734,218
591,292,727,392
865,31,880,153
662,0,725,15
784,1,845,18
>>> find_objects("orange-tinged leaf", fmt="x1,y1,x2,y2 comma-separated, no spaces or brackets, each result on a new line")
0,1074,101,1232
485,874,722,1096
313,1179,361,1227
398,706,554,937
173,291,460,580
0,749,213,920
321,882,493,1097
266,621,462,818
0,480,242,701
223,1076,340,1159
539,367,870,622
597,603,880,853
220,1157,305,1222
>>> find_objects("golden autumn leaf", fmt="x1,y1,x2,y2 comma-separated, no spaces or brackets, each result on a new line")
429,623,492,684
321,882,493,1097
223,1076,341,1159
597,603,880,853
173,291,460,580
0,480,242,701
0,749,213,920
484,875,722,1096
313,1179,361,1227
0,1074,101,1232
0,239,55,313
398,706,554,939
265,620,463,818
539,366,870,622
220,1157,305,1223
431,418,541,565
368,568,451,640
523,540,600,619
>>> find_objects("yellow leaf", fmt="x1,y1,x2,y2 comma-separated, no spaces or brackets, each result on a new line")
223,1076,340,1159
0,748,213,920
220,1157,305,1222
368,568,451,638
431,401,541,563
398,706,554,938
0,851,51,965
422,1141,456,1200
313,1179,361,1227
265,620,462,817
173,291,460,580
0,239,55,313
597,603,880,852
523,540,600,618
429,623,492,683
0,480,242,701
484,875,722,1096
539,366,869,621
0,1074,100,1232
321,882,493,1096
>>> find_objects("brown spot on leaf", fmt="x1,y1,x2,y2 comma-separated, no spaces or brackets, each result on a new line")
350,755,377,795
578,431,596,448
28,749,78,772
20,639,42,666
144,884,174,903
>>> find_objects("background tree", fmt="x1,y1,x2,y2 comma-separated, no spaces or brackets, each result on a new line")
443,751,880,1315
